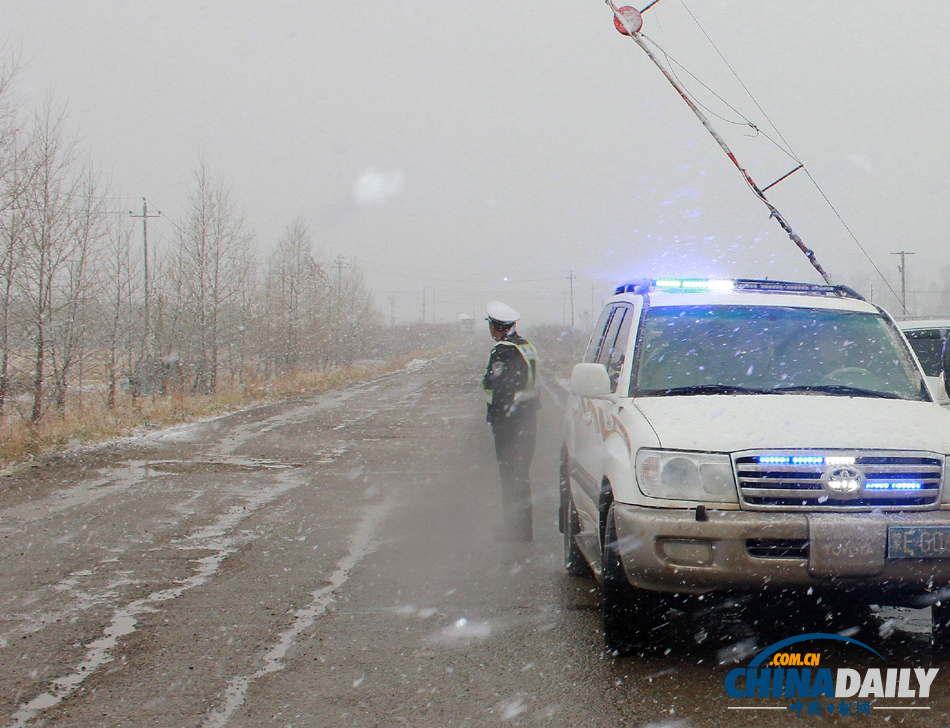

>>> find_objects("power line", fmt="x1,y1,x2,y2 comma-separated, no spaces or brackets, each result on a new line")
670,0,900,300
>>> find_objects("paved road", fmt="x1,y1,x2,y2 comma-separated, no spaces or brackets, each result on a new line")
1,345,947,727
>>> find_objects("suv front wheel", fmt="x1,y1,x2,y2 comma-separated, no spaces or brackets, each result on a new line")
564,490,593,577
933,598,950,658
602,502,663,655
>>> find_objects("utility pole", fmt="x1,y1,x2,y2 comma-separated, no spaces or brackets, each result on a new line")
421,288,427,323
388,295,396,327
891,251,915,315
129,198,160,355
567,270,575,329
333,254,347,303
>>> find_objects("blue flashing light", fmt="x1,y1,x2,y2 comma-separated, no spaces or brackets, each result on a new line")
864,481,924,491
655,279,682,288
757,455,830,465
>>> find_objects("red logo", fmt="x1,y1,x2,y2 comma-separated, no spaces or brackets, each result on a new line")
580,398,632,454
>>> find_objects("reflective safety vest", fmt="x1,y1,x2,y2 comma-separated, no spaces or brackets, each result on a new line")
483,339,539,405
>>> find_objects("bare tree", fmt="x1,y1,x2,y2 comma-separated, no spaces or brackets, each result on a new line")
172,162,253,394
334,266,377,365
0,59,27,415
19,99,79,422
47,162,110,410
264,218,328,374
99,216,137,409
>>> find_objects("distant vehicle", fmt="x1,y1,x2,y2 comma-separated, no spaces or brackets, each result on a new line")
456,313,476,334
561,277,950,655
897,318,950,404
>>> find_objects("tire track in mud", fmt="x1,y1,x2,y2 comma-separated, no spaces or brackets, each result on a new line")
4,463,320,728
202,497,396,728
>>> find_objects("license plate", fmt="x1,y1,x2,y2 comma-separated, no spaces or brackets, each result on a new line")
887,526,950,559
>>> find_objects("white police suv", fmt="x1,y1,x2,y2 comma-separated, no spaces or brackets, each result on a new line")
560,278,950,654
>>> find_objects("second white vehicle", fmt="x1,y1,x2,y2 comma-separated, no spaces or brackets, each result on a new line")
897,317,950,404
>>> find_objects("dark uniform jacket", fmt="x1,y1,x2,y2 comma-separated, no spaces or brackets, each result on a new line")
483,332,539,424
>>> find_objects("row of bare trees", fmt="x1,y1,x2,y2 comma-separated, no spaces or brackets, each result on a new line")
0,61,377,424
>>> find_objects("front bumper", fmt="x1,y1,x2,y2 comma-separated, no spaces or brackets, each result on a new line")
613,503,950,599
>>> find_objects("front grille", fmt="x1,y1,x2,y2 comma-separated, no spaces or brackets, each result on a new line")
746,538,809,559
735,451,943,511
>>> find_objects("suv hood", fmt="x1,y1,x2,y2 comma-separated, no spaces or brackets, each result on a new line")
633,395,950,454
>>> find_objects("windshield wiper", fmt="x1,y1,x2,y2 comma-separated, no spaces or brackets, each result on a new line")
643,384,775,396
774,384,903,400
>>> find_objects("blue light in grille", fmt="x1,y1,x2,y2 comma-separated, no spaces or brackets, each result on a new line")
864,481,924,491
757,455,828,465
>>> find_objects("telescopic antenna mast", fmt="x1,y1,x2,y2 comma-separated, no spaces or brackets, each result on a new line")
605,1,833,285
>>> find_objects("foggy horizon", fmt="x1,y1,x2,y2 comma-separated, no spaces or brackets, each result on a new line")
4,0,949,324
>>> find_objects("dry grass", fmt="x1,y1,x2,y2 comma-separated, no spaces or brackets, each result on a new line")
0,353,428,473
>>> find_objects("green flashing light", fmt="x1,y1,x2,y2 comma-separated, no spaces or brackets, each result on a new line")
653,278,735,292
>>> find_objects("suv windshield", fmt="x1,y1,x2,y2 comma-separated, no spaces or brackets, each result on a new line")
633,305,928,401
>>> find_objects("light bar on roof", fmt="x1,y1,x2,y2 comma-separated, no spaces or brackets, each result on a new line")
613,278,865,298
653,278,735,292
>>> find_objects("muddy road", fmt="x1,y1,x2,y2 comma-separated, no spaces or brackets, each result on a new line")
1,343,947,727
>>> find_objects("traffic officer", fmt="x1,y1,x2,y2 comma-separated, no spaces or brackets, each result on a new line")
482,301,540,541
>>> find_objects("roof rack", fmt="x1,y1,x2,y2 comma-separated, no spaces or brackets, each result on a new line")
614,278,866,301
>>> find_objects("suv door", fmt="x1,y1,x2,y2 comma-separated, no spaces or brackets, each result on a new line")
571,304,635,561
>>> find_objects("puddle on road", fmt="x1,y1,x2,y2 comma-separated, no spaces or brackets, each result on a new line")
147,460,287,475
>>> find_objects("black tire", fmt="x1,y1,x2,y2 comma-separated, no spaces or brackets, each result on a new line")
558,453,569,535
602,503,661,655
564,493,593,577
932,598,950,659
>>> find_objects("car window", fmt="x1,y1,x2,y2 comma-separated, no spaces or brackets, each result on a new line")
903,329,947,377
598,306,633,392
596,308,624,367
585,306,617,363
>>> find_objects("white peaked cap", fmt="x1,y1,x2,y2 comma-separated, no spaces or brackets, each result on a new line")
486,300,520,324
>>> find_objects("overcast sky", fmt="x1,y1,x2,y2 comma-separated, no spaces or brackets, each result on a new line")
4,1,949,324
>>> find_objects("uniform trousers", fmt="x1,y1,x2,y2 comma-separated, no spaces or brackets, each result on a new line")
490,408,537,541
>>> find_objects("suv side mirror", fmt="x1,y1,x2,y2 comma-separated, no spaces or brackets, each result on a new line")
570,363,614,399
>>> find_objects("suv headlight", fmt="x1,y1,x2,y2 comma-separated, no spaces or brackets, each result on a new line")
636,449,738,503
